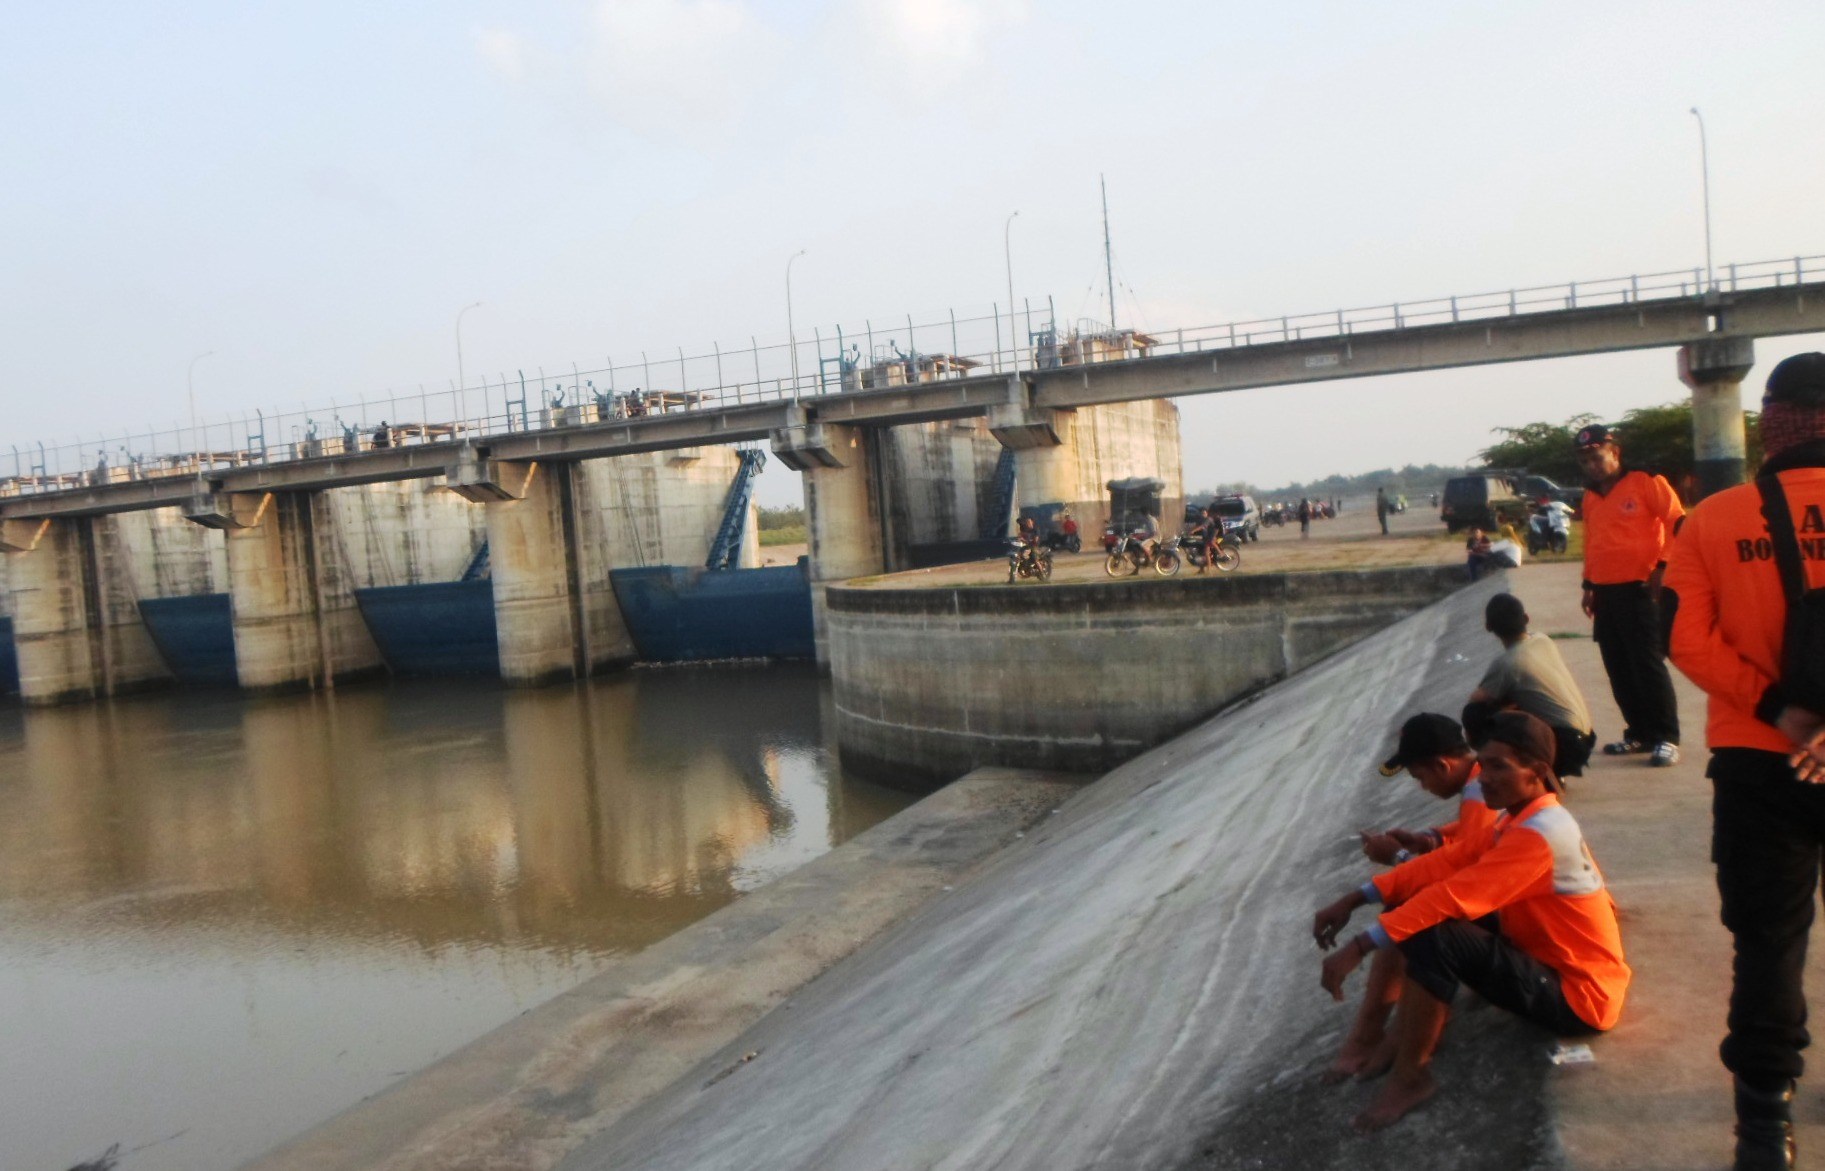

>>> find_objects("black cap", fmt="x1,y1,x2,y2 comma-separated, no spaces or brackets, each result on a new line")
1765,353,1825,408
1379,713,1469,777
1574,423,1615,449
1480,710,1564,793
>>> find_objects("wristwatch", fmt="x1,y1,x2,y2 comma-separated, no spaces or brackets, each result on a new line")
1394,848,1414,864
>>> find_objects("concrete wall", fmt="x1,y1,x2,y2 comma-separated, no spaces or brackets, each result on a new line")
827,565,1467,787
109,507,229,600
325,480,487,589
877,419,1006,559
1017,398,1184,538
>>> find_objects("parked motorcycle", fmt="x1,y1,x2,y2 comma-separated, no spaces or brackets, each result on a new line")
1155,531,1242,576
1103,529,1158,577
1526,510,1569,556
1006,539,1054,583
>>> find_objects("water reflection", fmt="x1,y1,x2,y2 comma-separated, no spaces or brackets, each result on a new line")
0,666,910,1171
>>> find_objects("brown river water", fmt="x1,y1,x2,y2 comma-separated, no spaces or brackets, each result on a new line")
0,665,912,1171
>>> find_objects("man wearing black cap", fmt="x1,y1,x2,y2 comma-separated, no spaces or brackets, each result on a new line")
1664,352,1825,1170
1315,711,1629,1133
1575,422,1686,767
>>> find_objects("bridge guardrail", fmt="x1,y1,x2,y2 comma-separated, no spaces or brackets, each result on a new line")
4,254,1819,497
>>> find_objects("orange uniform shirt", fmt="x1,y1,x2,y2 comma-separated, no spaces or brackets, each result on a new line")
1581,469,1686,586
1370,778,1498,907
1370,794,1630,1031
1664,466,1825,753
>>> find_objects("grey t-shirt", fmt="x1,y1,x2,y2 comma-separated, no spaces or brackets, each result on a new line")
1479,633,1593,734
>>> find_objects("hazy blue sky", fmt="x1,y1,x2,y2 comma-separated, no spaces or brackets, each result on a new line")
5,0,1823,504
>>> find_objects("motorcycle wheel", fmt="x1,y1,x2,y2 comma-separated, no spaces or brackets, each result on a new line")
1066,534,1081,554
1104,553,1127,578
1154,549,1181,576
1213,543,1242,572
1037,551,1053,581
1553,535,1568,555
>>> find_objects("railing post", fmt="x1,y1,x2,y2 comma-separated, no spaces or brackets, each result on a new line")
1508,290,1517,316
1568,282,1577,309
1280,315,1289,342
1631,275,1639,302
1729,262,1738,291
1450,295,1459,323
1393,303,1402,328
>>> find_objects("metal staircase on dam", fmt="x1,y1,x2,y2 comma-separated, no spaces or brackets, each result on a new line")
460,540,491,581
980,447,1017,539
706,449,768,571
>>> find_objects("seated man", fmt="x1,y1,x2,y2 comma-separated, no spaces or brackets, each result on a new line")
1323,715,1496,1082
1465,527,1494,580
1462,593,1597,778
1314,712,1630,1133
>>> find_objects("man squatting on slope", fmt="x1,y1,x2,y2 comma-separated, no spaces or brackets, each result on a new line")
1313,711,1631,1133
1323,714,1495,1083
1663,353,1825,1170
1576,421,1686,767
1463,592,1598,781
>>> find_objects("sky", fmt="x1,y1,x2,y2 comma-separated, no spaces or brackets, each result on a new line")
4,0,1824,506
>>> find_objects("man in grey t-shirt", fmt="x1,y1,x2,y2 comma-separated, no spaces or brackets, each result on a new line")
1463,593,1597,777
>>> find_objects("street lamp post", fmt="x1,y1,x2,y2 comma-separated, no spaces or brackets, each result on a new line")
187,350,216,464
1004,210,1020,372
786,250,807,395
1689,108,1714,292
455,302,482,429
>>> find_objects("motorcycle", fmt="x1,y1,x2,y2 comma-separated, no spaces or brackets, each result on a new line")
1006,538,1053,583
1155,530,1242,576
1103,529,1158,577
1040,517,1083,554
1526,510,1569,556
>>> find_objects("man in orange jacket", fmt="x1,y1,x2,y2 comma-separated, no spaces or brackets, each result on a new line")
1665,352,1825,1170
1576,422,1687,767
1314,712,1629,1133
1323,714,1496,1082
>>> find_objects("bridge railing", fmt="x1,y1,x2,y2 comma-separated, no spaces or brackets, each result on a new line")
3,254,1819,498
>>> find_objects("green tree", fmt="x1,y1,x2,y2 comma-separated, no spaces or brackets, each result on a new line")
1480,402,1762,500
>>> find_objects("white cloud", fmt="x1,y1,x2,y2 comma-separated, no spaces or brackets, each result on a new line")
473,27,530,82
586,0,786,139
840,0,1030,84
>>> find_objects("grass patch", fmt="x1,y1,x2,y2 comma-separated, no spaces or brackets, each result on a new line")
760,525,806,546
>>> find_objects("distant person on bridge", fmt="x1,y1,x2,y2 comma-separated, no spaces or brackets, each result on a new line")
1575,423,1685,767
371,421,392,449
1376,488,1391,536
1462,593,1596,780
1315,712,1630,1134
1663,353,1825,1171
1319,714,1492,1083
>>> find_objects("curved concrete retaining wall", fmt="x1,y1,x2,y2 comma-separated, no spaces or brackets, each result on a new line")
828,564,1467,787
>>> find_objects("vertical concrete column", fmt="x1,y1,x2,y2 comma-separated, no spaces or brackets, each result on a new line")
207,490,384,692
989,399,1078,506
771,416,885,663
3,515,171,703
1679,336,1756,500
479,460,585,686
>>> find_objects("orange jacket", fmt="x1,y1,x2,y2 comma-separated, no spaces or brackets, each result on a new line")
1581,469,1686,586
1368,794,1630,1031
1369,779,1499,905
1665,464,1825,753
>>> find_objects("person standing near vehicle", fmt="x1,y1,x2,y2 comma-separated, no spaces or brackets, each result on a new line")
1664,353,1825,1171
1575,423,1686,767
1377,487,1391,536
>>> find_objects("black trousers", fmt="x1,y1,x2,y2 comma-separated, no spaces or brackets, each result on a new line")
1397,919,1599,1036
1590,582,1680,746
1713,749,1825,1084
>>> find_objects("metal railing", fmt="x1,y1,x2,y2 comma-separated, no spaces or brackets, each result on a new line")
4,253,1818,499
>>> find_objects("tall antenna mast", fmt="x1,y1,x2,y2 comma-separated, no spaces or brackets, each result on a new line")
1101,173,1117,332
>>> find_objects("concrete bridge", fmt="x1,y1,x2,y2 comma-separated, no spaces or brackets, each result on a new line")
2,255,1821,705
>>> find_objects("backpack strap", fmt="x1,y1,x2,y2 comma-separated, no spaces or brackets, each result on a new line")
1756,474,1808,606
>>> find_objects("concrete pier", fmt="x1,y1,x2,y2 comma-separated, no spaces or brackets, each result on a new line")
4,515,171,703
772,417,886,661
207,491,384,692
1680,335,1755,499
992,395,1184,534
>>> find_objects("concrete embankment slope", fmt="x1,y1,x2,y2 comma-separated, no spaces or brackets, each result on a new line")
241,769,1080,1171
561,577,1533,1171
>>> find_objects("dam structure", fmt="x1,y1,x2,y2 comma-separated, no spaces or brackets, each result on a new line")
3,253,1823,708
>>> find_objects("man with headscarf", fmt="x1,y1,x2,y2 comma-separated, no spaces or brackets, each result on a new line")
1665,352,1825,1170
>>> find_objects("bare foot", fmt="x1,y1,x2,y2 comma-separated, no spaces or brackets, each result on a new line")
1321,1032,1385,1085
1353,1035,1398,1082
1351,1068,1436,1133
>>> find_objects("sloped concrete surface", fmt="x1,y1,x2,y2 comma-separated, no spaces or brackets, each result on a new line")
561,577,1518,1171
240,768,1080,1171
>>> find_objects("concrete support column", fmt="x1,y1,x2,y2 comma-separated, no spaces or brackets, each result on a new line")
4,516,171,703
203,490,384,692
1679,336,1756,500
771,416,884,663
990,400,1079,511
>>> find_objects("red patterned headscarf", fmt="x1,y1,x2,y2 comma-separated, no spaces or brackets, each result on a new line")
1762,353,1825,459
